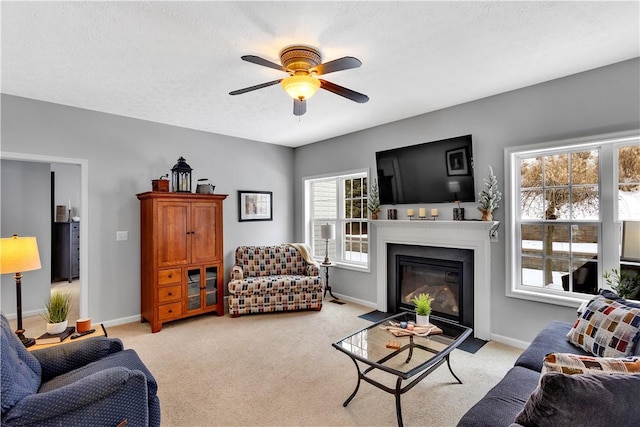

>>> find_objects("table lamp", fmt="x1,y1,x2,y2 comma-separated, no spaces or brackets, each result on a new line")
320,223,335,265
0,235,42,347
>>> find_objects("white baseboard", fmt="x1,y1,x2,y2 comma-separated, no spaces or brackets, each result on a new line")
3,308,43,320
100,315,140,329
329,293,377,309
490,333,530,349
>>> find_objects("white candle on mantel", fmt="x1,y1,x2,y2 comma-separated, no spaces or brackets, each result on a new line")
407,208,414,216
431,208,438,216
68,199,71,210
419,208,426,217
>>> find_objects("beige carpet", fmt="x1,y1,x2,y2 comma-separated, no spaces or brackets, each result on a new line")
103,302,523,427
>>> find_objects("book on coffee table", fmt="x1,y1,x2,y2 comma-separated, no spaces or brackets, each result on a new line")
35,326,75,345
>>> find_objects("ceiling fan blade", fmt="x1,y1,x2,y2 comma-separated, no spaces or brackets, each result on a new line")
241,55,287,72
229,79,283,95
319,79,369,103
311,56,362,75
293,99,306,116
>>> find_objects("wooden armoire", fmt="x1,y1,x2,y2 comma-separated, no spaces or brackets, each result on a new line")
137,192,227,332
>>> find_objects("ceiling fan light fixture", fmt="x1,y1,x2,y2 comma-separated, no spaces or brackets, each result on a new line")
281,75,321,100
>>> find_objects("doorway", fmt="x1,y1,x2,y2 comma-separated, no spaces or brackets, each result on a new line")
0,151,89,320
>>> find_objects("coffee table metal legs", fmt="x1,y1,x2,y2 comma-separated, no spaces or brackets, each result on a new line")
447,355,463,384
342,352,462,427
394,377,404,427
343,358,361,407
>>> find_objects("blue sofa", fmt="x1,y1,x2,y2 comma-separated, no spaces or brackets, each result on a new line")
1,314,160,426
457,291,640,427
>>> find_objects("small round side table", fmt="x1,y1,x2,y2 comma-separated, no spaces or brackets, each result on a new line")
320,262,338,300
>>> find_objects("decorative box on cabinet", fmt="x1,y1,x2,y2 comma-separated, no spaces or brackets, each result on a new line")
52,222,80,282
137,192,227,332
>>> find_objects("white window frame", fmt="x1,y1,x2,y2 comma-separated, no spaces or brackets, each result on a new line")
303,169,370,271
505,130,640,307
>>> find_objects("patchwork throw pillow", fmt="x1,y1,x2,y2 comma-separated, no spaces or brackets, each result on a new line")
543,353,640,376
514,372,640,427
567,294,640,357
598,289,640,309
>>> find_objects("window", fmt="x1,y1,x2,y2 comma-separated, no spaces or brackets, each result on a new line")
506,131,640,306
619,144,640,221
305,170,369,269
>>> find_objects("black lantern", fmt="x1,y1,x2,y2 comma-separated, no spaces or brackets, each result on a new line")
171,157,193,193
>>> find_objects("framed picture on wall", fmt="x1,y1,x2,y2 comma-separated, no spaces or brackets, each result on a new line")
238,191,273,222
446,147,470,176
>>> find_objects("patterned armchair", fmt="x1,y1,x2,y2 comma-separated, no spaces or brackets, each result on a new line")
228,244,324,316
1,313,160,426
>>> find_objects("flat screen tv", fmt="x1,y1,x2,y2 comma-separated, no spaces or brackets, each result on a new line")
375,135,475,204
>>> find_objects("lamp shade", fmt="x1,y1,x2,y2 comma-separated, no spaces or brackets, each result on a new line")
0,236,42,274
622,221,640,262
281,75,321,100
448,181,461,193
320,224,336,240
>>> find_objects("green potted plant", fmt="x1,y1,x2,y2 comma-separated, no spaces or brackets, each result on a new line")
411,292,434,325
368,178,381,219
41,290,72,334
604,268,640,300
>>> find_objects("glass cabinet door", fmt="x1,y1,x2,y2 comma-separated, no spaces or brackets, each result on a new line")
186,268,202,311
204,266,218,308
185,265,219,312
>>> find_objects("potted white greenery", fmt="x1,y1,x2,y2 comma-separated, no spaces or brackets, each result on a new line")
368,178,381,219
411,293,434,326
41,291,72,334
478,166,502,221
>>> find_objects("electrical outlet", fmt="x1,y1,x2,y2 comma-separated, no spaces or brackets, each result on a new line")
116,231,128,241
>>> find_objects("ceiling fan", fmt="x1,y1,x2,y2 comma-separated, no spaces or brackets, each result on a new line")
229,45,369,116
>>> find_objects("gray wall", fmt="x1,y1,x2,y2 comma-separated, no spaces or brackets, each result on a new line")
1,160,51,315
1,95,295,324
294,58,640,343
52,163,81,220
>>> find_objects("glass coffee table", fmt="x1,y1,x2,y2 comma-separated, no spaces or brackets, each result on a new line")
332,312,472,427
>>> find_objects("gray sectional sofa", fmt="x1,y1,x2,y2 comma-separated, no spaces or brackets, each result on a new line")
457,290,640,427
457,320,589,426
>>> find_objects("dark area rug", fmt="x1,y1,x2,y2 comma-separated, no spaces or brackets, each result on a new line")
458,336,487,354
358,310,393,322
358,310,487,354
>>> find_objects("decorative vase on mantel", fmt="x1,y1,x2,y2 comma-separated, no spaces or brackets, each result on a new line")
46,319,68,335
371,209,380,220
416,314,430,326
480,209,493,222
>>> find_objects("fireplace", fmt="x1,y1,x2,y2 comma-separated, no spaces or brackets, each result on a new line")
373,220,496,340
387,244,474,328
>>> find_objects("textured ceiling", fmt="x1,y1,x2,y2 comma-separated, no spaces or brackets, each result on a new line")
2,1,639,147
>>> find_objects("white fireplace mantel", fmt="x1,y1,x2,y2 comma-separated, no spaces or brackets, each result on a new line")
372,220,499,340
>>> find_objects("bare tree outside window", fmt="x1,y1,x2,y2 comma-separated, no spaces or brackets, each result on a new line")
619,145,640,220
518,146,640,294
